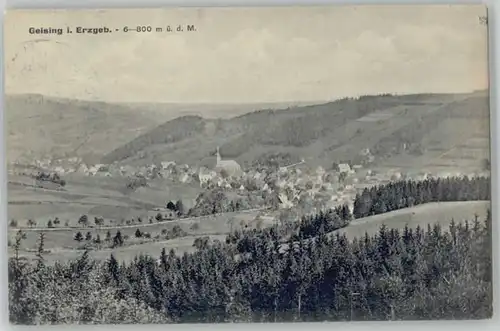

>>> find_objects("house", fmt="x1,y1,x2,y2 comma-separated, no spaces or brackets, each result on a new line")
88,165,100,176
360,148,371,156
278,167,288,175
322,183,334,191
337,163,351,173
161,161,176,170
94,164,109,172
198,167,214,187
54,166,65,175
391,172,402,181
276,179,287,189
69,157,81,164
252,171,263,180
179,173,190,183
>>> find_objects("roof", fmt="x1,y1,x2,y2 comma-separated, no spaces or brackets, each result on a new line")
337,163,351,172
215,160,243,177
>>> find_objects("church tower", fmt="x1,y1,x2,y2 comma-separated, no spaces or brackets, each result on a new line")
216,146,221,164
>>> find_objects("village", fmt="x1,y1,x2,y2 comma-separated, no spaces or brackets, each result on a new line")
8,145,482,227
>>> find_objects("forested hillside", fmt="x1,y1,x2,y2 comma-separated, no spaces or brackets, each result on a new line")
353,176,490,218
100,92,489,168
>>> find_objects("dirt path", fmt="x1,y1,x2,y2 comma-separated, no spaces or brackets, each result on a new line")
9,207,271,232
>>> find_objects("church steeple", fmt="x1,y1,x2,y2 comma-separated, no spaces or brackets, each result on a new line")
216,146,221,164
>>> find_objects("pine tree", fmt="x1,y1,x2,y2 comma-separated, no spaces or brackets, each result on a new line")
176,200,185,215
166,201,176,211
159,248,168,271
36,232,45,268
74,231,83,242
107,254,121,285
113,231,124,247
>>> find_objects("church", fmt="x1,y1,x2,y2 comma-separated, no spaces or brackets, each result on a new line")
214,146,243,178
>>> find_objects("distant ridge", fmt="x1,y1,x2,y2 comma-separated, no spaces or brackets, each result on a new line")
100,91,489,170
5,90,489,170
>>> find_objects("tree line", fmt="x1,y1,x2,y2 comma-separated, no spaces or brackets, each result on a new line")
353,176,490,219
292,204,351,241
34,171,66,187
283,176,490,242
187,188,268,217
9,212,492,324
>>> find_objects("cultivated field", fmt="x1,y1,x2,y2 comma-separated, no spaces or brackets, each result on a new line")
7,170,271,263
7,173,204,226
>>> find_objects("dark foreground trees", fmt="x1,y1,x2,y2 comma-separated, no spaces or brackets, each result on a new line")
9,212,492,324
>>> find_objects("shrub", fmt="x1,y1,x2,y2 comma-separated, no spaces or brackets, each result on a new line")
78,215,89,226
74,232,83,242
166,201,176,211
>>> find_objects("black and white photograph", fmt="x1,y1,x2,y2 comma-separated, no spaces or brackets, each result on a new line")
3,5,492,324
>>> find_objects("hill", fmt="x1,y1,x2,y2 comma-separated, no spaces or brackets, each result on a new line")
276,200,490,254
336,200,490,240
4,94,162,164
5,94,320,165
102,91,490,173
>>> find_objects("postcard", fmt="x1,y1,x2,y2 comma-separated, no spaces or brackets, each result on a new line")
3,5,491,324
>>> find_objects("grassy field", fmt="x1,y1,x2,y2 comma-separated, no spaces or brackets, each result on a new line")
335,200,490,240
9,209,268,264
7,170,269,262
10,199,489,264
7,166,277,264
7,173,205,227
14,234,230,265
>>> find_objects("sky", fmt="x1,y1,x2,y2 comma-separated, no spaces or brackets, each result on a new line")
3,5,489,103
